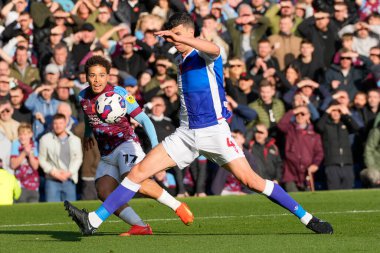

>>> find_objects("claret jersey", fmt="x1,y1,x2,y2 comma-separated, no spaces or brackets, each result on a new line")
79,84,141,156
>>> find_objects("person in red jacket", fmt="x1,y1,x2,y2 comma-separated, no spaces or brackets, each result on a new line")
278,106,324,192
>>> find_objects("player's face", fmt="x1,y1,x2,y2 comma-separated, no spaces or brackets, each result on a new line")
170,24,194,54
87,65,108,94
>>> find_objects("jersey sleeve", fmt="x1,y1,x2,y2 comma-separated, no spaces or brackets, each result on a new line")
197,47,221,62
114,86,143,118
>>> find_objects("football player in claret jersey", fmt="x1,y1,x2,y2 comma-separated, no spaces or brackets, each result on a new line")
66,13,333,235
64,56,194,236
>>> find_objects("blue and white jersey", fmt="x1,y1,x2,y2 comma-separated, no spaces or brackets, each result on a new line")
175,49,231,129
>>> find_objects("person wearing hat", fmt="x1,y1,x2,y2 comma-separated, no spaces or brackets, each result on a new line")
123,75,145,106
235,72,259,105
65,22,98,66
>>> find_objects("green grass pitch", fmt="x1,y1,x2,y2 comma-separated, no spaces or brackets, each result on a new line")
1,190,380,253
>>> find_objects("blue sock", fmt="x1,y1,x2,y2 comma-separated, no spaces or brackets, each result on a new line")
262,180,312,225
90,178,141,227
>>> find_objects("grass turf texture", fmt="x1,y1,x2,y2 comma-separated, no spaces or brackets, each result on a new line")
1,190,379,253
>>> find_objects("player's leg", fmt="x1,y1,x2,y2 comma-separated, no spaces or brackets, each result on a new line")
199,121,333,234
96,175,149,228
65,129,197,234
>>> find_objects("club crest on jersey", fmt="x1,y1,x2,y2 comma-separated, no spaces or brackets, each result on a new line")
126,95,136,104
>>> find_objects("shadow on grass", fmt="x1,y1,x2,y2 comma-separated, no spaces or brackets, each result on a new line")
0,230,105,241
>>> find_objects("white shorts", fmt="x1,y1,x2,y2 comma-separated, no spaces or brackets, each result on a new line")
162,120,244,169
95,141,145,183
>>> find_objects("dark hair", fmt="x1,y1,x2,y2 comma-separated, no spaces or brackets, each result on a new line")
53,42,68,53
301,39,314,46
85,56,111,75
53,113,67,122
165,12,195,30
258,38,271,45
203,14,217,21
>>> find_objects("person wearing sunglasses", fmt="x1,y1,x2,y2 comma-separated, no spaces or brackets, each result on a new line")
0,100,20,142
278,105,323,192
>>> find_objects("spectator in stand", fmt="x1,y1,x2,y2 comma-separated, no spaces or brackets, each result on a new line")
0,100,20,141
338,20,380,57
362,124,380,187
248,39,280,84
10,123,39,203
112,34,151,78
123,76,145,106
265,0,303,35
65,23,99,67
30,0,60,29
316,102,361,190
298,10,340,69
324,49,371,100
111,0,147,32
0,159,21,205
278,106,324,192
225,95,257,135
225,57,247,100
50,43,76,80
357,0,380,23
292,39,325,82
9,45,40,87
147,95,187,197
268,16,302,71
283,78,332,112
39,113,83,202
160,78,180,127
71,0,96,23
151,0,175,21
248,80,285,137
143,56,176,101
0,131,12,173
25,64,61,140
331,2,358,29
200,15,229,64
55,78,82,121
57,102,78,132
10,86,32,124
226,3,269,60
250,123,282,183
87,3,117,40
1,11,33,45
0,60,33,100
0,0,28,27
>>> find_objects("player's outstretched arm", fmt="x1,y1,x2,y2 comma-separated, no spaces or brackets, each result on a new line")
155,30,220,59
134,112,159,148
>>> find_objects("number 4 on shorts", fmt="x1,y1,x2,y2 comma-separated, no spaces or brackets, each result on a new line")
226,137,238,153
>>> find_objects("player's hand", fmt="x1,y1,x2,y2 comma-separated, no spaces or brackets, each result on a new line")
154,30,180,44
84,136,95,151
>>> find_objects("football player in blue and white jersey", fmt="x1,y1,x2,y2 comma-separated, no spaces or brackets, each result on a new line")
66,13,333,235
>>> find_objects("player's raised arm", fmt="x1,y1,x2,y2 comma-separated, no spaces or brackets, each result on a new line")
154,12,220,59
155,30,220,59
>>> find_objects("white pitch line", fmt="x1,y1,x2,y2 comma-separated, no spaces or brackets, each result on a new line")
0,209,379,228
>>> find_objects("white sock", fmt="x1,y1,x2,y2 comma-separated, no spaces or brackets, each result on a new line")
88,212,103,228
157,190,181,211
119,207,146,226
300,212,313,225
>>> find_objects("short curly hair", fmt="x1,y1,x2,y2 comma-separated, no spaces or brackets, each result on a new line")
84,55,111,75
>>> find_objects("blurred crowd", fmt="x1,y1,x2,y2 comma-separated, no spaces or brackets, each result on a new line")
0,0,380,205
